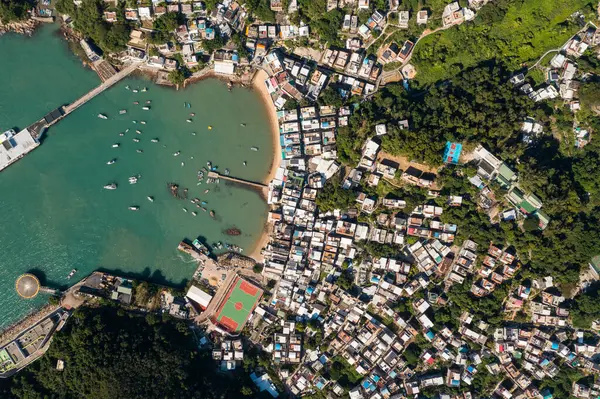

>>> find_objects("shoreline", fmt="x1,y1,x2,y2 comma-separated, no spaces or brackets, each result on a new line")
247,69,280,263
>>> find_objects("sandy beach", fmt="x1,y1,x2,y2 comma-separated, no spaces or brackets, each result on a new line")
247,69,281,263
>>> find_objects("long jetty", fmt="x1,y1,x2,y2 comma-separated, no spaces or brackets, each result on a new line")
207,171,267,190
0,62,141,173
60,61,141,117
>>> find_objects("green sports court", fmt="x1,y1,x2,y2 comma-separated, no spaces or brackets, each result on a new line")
213,277,263,333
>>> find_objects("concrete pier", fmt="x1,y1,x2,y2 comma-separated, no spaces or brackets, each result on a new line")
207,171,267,189
0,61,142,173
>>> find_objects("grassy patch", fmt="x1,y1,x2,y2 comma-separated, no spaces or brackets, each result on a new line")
411,0,594,85
527,68,546,86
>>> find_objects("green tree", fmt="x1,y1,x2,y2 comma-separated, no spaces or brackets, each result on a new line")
7,306,256,398
168,68,189,86
571,282,600,328
0,0,33,23
316,175,357,212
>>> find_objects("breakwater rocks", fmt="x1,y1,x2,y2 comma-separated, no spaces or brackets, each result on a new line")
217,252,256,268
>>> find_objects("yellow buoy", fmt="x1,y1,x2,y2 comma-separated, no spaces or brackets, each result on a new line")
208,126,212,130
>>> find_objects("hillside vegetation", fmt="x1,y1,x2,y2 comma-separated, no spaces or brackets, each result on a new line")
3,307,262,399
412,0,596,84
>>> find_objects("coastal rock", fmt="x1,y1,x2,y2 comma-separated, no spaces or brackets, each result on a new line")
0,18,39,36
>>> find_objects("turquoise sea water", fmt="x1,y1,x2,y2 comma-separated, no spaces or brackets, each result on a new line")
0,24,273,328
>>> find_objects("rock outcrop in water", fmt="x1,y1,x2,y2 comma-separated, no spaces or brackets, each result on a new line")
0,19,39,36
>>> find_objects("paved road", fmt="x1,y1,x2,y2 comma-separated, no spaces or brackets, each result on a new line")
528,48,561,70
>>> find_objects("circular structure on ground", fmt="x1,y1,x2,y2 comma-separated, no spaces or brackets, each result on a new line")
15,274,40,299
402,64,417,80
234,302,243,311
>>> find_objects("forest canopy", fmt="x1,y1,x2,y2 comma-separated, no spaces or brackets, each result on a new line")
3,306,262,399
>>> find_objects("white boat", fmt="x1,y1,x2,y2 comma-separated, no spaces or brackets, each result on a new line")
151,139,159,143
147,196,154,202
186,119,192,123
181,162,185,166
145,100,151,104
141,87,148,92
119,110,127,115
104,183,117,190
173,151,181,156
142,106,150,111
106,159,116,165
136,130,142,134
250,146,258,151
132,120,137,124
112,143,120,148
98,114,108,119
132,89,139,93
119,133,124,136
133,138,140,142
136,149,143,153
243,161,247,166
129,176,138,184
125,128,130,133
67,269,77,279
128,206,139,211
140,121,146,125
182,208,188,212
192,211,197,216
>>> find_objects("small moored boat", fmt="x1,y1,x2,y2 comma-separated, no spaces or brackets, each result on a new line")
142,106,150,111
147,196,154,202
107,159,117,165
112,143,120,148
119,109,127,114
67,269,77,279
136,149,143,153
133,138,140,142
98,114,108,119
128,176,138,184
173,151,181,156
250,146,258,151
192,211,197,216
104,183,117,190
128,206,139,211
140,121,146,125
151,138,159,143
186,119,192,123
182,208,188,213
